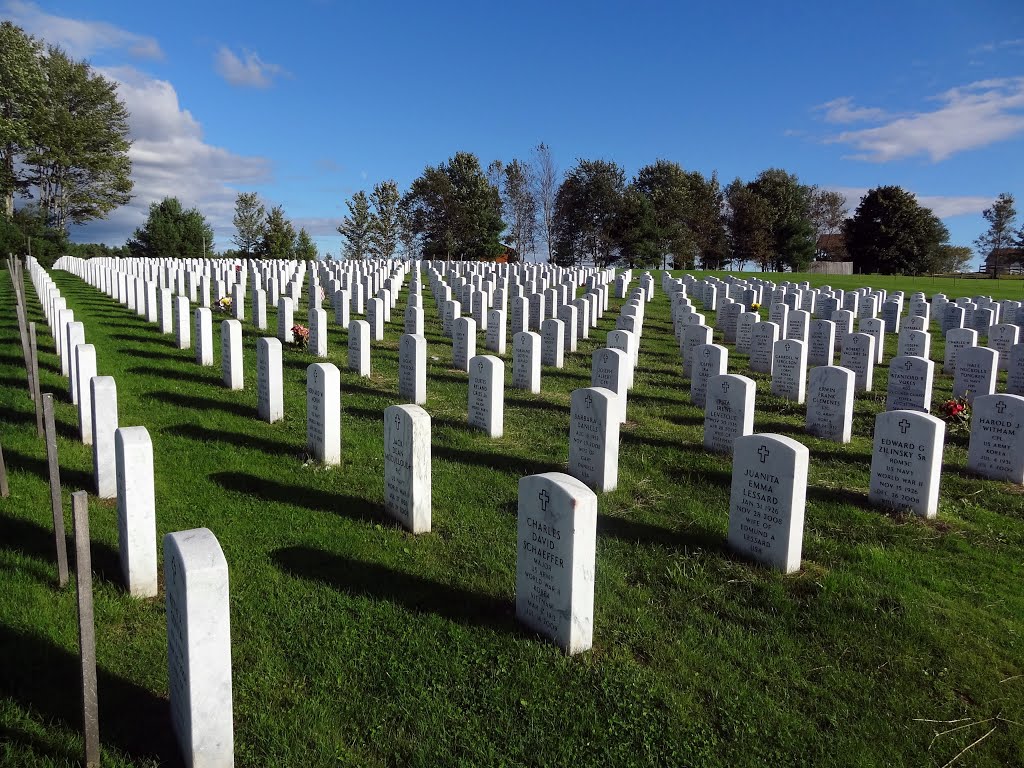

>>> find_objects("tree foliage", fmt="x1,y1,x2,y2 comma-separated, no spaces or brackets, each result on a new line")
725,179,772,271
614,186,659,268
232,192,265,256
532,143,559,263
974,193,1017,275
128,197,214,260
843,186,949,275
932,245,973,274
1,21,44,219
401,152,504,261
26,47,132,230
259,205,297,260
552,159,625,267
808,187,848,260
338,191,372,260
747,169,815,271
369,180,401,259
295,227,317,260
501,159,537,260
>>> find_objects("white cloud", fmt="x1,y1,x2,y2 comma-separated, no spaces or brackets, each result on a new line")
214,46,284,88
971,38,1024,54
3,0,162,59
813,97,889,124
822,77,1024,162
292,217,342,237
829,186,991,219
71,66,272,245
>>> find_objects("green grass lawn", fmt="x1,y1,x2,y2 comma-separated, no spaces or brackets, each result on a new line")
1,266,1022,767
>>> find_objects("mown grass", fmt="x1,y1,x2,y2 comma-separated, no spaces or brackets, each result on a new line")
1,266,1022,768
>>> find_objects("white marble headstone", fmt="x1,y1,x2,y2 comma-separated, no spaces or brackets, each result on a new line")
164,528,233,768
515,472,597,654
869,410,944,518
384,404,432,533
727,434,808,574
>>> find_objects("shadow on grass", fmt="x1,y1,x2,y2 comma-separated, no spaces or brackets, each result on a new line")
505,396,570,416
434,445,559,477
127,365,220,386
210,471,384,524
145,391,253,418
806,485,872,510
0,511,124,587
122,345,189,363
598,514,729,555
166,423,297,457
4,447,93,489
271,546,516,631
0,624,182,766
108,331,172,344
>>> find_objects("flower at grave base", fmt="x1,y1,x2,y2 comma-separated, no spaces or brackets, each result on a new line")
292,324,310,348
749,302,760,312
938,394,971,432
214,296,232,313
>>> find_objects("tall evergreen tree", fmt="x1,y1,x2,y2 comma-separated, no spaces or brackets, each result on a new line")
232,192,265,256
127,197,213,260
338,191,372,260
369,180,401,259
974,193,1017,275
259,205,297,260
295,227,318,260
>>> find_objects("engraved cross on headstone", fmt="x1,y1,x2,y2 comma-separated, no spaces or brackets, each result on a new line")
758,445,770,463
785,342,791,352
721,381,730,393
996,401,1006,414
899,418,911,434
904,360,913,370
584,393,593,408
538,489,550,512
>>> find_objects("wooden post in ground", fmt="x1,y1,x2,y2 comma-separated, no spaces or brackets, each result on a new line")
72,491,101,768
42,394,69,587
30,323,44,438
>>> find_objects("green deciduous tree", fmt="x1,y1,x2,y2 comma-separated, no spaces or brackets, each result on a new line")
338,191,372,260
808,187,849,260
369,180,401,259
259,205,297,260
843,186,949,275
725,179,772,271
401,152,505,261
614,186,659,268
747,169,815,271
1,22,44,219
127,197,213,260
295,227,317,260
974,193,1017,276
933,245,973,274
633,160,691,269
232,192,265,256
552,159,625,267
26,46,132,230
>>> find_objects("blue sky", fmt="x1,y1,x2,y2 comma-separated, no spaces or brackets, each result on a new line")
5,0,1024,266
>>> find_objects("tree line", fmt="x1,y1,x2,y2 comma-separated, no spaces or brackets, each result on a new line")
331,148,988,276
